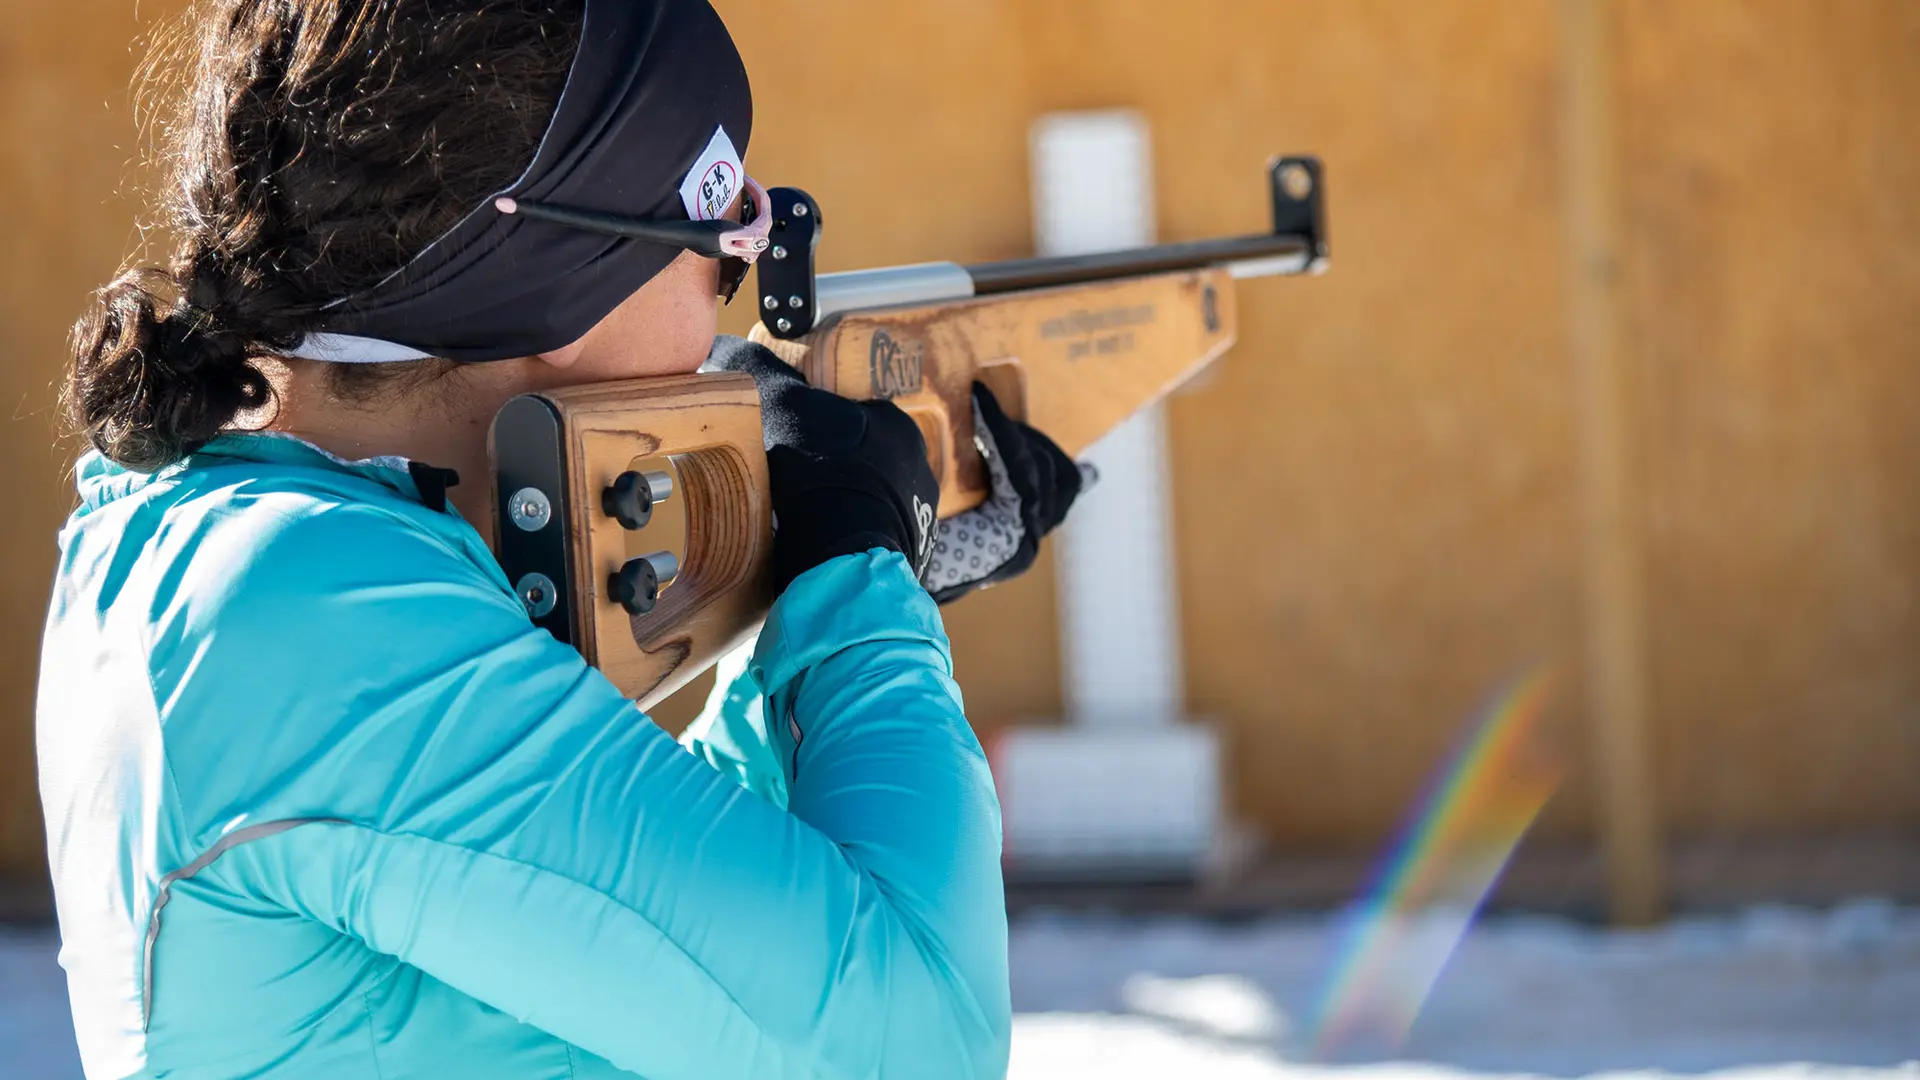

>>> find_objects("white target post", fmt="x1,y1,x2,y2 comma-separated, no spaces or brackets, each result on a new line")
992,110,1231,882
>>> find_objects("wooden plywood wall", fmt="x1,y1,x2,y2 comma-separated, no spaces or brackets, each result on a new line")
1621,1,1920,833
3,0,1915,885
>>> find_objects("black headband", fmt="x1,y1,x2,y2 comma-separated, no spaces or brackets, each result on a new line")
291,0,752,364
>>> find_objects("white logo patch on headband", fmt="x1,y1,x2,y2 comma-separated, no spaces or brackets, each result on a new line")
680,125,743,222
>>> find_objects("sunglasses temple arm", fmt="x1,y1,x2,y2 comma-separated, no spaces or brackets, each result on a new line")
499,199,728,255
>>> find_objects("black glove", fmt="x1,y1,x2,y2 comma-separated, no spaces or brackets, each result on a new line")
705,336,939,594
924,382,1089,605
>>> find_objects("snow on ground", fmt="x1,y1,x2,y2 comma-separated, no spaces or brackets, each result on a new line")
1007,901,1920,1079
5,904,1918,1079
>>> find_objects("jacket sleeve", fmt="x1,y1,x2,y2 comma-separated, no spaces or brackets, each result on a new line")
677,637,791,809
169,505,1011,1080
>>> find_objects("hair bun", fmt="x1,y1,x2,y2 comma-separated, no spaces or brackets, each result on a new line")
154,309,249,374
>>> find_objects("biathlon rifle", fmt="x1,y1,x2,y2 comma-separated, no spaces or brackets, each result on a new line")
489,156,1328,710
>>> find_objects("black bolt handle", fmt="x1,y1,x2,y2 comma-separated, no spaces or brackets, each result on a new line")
602,470,674,530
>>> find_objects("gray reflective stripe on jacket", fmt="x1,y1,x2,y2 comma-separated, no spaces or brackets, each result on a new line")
142,819,344,1031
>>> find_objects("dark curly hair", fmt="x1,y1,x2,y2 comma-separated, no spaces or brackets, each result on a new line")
65,0,585,471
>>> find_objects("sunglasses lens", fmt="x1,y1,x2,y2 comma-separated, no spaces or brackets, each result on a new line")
718,256,750,304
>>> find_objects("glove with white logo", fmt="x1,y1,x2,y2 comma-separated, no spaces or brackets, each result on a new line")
924,383,1089,605
705,336,939,595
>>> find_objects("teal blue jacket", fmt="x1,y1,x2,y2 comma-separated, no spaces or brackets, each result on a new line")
36,433,1010,1079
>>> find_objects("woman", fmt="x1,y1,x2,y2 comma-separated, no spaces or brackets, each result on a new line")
38,2,1081,1077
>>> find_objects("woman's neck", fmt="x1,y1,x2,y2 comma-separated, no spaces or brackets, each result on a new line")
256,358,536,546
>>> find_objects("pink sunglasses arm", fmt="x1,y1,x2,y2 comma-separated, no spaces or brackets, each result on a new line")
717,177,773,259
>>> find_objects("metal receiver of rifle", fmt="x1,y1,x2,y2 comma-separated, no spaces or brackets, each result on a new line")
490,156,1327,710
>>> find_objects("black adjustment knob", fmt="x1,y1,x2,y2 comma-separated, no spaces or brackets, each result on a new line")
608,558,659,615
602,469,673,530
603,471,655,530
608,552,680,615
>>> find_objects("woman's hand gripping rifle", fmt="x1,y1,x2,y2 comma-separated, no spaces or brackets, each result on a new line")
488,156,1328,711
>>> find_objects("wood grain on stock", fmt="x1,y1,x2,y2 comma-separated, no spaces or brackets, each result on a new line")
544,267,1236,707
750,267,1239,516
537,372,773,711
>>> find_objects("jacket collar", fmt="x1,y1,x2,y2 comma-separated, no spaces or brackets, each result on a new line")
75,432,454,515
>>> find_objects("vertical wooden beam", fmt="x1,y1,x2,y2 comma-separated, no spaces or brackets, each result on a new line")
1559,0,1665,924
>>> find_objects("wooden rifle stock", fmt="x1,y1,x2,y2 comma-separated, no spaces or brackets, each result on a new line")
489,157,1328,710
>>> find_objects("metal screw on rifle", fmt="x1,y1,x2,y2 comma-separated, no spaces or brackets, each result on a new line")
1280,162,1314,200
762,295,778,311
787,295,804,309
507,487,551,532
792,203,809,217
771,245,787,261
775,317,793,333
515,572,557,618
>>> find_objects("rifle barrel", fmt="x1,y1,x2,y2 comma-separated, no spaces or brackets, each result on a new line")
812,262,974,325
964,233,1313,293
808,232,1314,325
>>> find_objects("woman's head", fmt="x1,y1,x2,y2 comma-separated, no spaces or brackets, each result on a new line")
68,0,752,472
69,0,588,470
